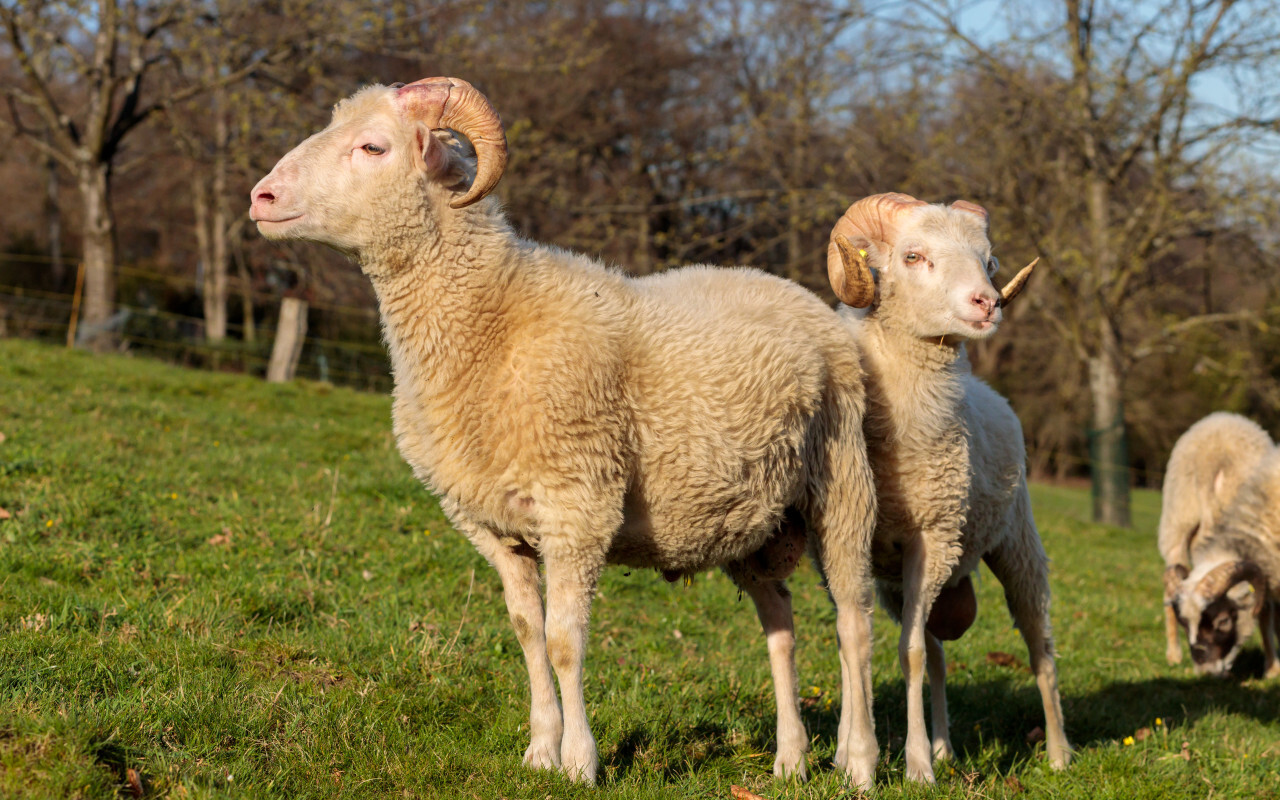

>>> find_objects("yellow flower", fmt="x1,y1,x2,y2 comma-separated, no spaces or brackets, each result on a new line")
1155,717,1163,727
45,520,53,528
1123,736,1135,746
170,493,178,500
213,441,220,447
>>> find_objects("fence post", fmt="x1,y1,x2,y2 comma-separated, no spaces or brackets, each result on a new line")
65,261,85,348
266,297,308,383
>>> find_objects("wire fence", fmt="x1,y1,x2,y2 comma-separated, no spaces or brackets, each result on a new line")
0,253,394,392
1,251,1172,490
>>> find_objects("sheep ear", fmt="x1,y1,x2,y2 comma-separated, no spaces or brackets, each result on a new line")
829,233,877,308
415,126,453,178
1164,564,1190,603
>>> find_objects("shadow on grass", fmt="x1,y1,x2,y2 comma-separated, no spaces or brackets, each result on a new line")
602,647,1280,782
811,648,1280,775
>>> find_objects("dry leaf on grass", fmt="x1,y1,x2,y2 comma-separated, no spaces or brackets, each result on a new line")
0,507,10,521
730,786,768,800
1026,725,1044,744
1004,775,1025,793
986,651,1028,671
207,528,233,547
125,768,144,798
1134,726,1152,742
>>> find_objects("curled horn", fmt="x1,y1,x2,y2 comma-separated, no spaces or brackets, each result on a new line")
997,258,1038,307
396,77,508,209
1163,563,1190,603
1195,560,1268,613
827,192,926,308
950,199,990,233
830,234,876,308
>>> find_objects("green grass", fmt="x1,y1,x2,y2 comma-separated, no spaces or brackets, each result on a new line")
1,337,1277,799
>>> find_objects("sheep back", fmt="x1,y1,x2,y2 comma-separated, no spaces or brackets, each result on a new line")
1203,447,1280,595
1158,412,1273,568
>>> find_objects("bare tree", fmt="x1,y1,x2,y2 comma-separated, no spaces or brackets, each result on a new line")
921,0,1280,525
0,0,295,350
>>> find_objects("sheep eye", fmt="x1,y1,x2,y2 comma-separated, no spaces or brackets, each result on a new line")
361,144,386,155
904,252,920,264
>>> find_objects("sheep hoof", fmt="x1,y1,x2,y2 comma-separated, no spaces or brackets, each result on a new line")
560,747,598,785
1048,746,1073,770
1264,662,1280,680
836,752,876,792
932,739,954,761
522,741,561,771
905,756,936,784
1165,648,1183,665
773,753,808,782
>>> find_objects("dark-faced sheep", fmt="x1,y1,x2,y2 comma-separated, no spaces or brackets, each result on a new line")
1158,412,1273,670
1164,415,1279,678
249,78,881,787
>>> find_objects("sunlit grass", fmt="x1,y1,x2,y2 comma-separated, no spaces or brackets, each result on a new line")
2,338,1277,798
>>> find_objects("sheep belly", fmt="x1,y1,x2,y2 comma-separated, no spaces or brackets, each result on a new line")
604,270,835,574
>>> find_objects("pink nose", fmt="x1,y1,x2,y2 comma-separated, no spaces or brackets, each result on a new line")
970,292,997,317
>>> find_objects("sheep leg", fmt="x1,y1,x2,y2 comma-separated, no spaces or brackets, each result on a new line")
983,530,1072,769
808,517,878,789
1261,599,1279,679
1164,602,1183,665
541,540,606,785
727,572,808,779
925,631,954,761
462,527,563,770
899,539,947,784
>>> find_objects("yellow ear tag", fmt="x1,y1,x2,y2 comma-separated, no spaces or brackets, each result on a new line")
858,249,868,258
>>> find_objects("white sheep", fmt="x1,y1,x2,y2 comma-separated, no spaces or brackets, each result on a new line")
1164,417,1279,678
826,192,1070,782
1158,412,1274,668
248,77,881,787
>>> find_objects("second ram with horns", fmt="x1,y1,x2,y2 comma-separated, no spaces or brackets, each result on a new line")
827,192,1069,782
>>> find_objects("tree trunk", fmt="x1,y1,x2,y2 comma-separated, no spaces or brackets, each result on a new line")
208,87,231,342
267,297,308,382
1088,321,1131,527
78,162,117,352
233,239,255,344
45,151,64,287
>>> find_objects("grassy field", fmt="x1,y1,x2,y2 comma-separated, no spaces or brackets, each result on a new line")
1,337,1277,799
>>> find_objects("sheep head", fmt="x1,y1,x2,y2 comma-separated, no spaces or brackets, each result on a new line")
250,77,507,256
828,192,1037,341
1170,559,1266,677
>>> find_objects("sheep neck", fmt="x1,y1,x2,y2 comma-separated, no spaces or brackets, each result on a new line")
858,313,968,446
360,207,517,395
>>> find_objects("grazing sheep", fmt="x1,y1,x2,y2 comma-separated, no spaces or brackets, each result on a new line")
249,77,881,787
1158,412,1274,667
1166,427,1280,679
826,192,1069,782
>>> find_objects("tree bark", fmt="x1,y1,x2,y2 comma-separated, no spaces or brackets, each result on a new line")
45,151,63,287
78,162,116,352
267,297,308,383
1088,318,1130,527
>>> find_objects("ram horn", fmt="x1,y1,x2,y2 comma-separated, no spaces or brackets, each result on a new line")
997,258,1038,308
1163,563,1190,603
1195,560,1268,614
397,77,508,209
827,193,926,308
829,234,876,308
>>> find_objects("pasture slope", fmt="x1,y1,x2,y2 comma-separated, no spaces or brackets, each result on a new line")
1,338,1277,799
